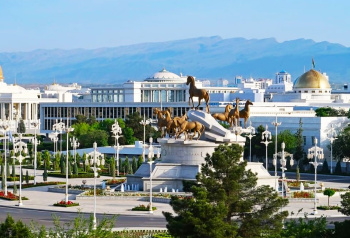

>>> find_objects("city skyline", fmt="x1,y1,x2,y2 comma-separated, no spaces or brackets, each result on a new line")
1,0,350,52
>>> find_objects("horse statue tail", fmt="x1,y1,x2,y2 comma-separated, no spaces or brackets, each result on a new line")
206,92,210,113
201,123,205,134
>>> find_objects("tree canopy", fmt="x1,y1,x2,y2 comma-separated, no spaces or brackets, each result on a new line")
164,143,288,238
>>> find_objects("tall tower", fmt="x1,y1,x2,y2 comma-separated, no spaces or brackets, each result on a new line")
0,65,4,82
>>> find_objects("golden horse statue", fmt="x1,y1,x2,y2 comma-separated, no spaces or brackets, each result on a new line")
239,99,253,128
166,113,187,138
228,97,240,127
212,104,233,124
186,76,210,113
174,117,205,141
153,108,171,137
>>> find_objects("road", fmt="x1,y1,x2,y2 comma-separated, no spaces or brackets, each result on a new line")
0,206,167,229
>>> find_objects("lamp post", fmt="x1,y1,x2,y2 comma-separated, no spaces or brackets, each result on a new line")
64,121,74,203
272,114,282,190
278,142,294,198
0,119,9,196
12,134,29,206
111,119,123,176
87,142,105,230
49,132,59,156
328,124,337,174
140,114,151,162
148,137,155,214
70,136,80,165
261,124,272,170
52,119,65,154
307,137,324,215
245,121,255,162
233,125,243,143
31,120,40,185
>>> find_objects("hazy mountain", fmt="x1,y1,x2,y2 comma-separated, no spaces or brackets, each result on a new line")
1,36,350,85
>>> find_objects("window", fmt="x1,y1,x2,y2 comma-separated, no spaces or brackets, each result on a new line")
311,136,316,145
303,136,306,145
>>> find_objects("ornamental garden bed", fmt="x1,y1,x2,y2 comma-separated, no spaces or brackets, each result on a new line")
131,204,156,211
53,200,79,207
2,175,35,182
0,191,29,201
8,181,65,189
317,205,341,210
104,178,126,185
47,172,99,178
292,191,314,198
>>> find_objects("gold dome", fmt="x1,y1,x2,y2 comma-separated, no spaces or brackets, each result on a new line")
293,69,331,89
0,65,4,82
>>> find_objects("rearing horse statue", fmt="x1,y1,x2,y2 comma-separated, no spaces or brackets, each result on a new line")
187,76,210,113
239,99,253,128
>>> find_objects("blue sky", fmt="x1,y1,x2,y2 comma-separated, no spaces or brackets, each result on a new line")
1,0,349,52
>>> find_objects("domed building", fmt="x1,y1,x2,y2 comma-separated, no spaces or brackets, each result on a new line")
271,69,332,103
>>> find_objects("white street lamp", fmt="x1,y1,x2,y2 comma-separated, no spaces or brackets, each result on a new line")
328,124,337,174
148,137,155,214
111,119,123,176
233,125,243,143
64,120,74,203
245,121,255,162
278,142,294,198
70,136,80,165
87,142,105,230
272,114,282,191
52,119,65,154
140,114,151,162
12,134,29,206
31,120,40,185
0,119,10,196
49,132,59,156
307,137,324,215
261,124,272,170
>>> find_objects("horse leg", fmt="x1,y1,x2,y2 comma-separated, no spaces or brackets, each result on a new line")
195,98,202,110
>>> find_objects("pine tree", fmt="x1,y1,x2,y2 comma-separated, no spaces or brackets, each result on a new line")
25,170,29,184
13,181,17,195
73,162,78,175
110,157,116,178
132,157,137,174
164,144,288,238
12,163,15,179
124,157,130,174
54,153,60,171
119,157,123,174
17,119,26,134
137,155,143,169
43,164,48,182
21,168,24,184
37,152,42,169
6,161,10,179
1,164,5,189
322,160,330,174
294,118,304,181
68,162,72,175
60,156,65,174
335,160,342,174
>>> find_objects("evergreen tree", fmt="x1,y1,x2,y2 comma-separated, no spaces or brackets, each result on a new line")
6,161,10,179
13,181,17,194
21,168,24,184
1,164,5,189
124,157,130,174
54,153,60,171
164,144,288,238
73,162,78,175
43,164,48,182
68,162,72,175
12,163,15,179
60,156,65,174
294,119,304,181
137,155,143,168
321,160,330,174
110,157,116,178
119,157,123,174
17,119,26,134
37,152,42,168
82,152,87,171
75,153,81,167
25,170,29,184
132,157,138,174
335,160,342,174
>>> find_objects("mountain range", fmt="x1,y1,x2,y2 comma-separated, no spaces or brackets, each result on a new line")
1,36,350,85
